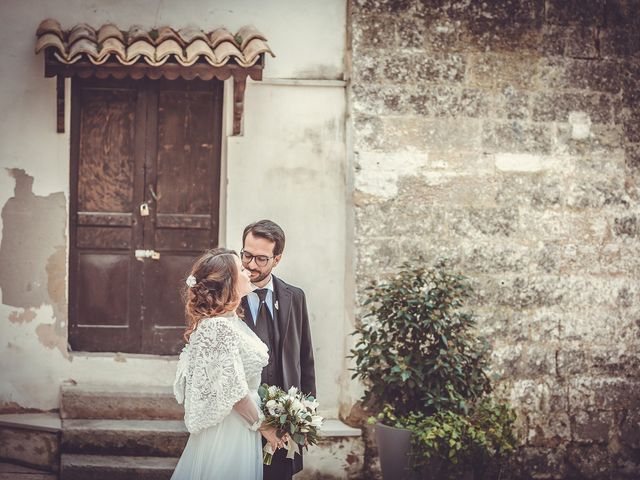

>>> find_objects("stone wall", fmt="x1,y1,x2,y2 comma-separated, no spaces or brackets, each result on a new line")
349,0,640,478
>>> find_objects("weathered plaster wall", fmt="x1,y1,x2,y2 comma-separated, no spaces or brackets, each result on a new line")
226,82,348,416
0,0,348,417
350,0,639,478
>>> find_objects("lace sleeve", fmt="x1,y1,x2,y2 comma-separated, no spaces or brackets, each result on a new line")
183,318,249,434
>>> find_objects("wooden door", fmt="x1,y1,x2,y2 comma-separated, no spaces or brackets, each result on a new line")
69,78,222,355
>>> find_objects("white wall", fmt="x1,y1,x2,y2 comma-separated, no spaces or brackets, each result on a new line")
0,0,348,417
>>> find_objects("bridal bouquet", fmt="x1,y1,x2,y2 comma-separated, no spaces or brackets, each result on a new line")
258,384,323,465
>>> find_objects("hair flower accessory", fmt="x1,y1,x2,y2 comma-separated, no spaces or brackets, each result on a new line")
186,275,197,288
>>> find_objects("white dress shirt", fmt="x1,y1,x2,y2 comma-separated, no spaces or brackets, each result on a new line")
246,277,275,325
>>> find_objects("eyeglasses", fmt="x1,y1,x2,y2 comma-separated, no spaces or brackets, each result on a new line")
240,249,275,267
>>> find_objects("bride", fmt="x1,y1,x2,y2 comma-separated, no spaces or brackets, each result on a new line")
171,248,284,480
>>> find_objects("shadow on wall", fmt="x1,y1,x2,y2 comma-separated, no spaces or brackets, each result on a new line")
0,168,67,356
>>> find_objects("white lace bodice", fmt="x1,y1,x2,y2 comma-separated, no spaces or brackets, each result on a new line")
173,315,269,434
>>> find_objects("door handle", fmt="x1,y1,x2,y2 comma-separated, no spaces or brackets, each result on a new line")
135,249,161,260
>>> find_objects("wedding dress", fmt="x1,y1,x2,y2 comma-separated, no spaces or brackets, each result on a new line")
171,314,269,480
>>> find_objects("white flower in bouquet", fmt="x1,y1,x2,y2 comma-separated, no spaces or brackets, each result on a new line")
310,415,323,428
303,398,319,410
258,383,324,465
290,398,304,413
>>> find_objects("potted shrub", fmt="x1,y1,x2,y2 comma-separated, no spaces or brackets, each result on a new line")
349,261,517,479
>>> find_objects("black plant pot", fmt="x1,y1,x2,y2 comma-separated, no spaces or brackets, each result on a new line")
375,423,418,480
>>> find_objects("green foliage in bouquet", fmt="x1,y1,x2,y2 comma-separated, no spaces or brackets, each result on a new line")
350,261,492,418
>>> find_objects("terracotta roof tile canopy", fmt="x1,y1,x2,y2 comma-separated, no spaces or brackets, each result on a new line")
35,19,275,134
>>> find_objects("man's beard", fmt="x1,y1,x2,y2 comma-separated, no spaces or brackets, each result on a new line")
250,268,271,284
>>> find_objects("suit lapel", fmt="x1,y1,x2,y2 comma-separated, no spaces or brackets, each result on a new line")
273,275,292,353
241,295,255,331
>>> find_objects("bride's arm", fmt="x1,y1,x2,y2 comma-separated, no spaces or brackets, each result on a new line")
232,395,263,430
233,396,284,450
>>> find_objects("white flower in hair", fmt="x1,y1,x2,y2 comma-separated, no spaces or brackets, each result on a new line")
186,275,197,288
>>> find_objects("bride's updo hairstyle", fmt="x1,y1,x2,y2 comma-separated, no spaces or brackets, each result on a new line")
183,248,240,342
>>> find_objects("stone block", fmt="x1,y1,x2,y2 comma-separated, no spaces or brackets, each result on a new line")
381,53,416,84
508,378,569,415
395,17,425,49
414,53,465,83
520,446,567,479
540,25,567,56
495,86,530,120
623,111,640,142
474,274,564,309
409,86,490,118
565,26,600,58
532,92,613,124
566,177,630,208
377,116,482,152
352,113,384,151
625,144,640,169
619,407,640,449
526,411,571,447
0,426,59,472
351,14,395,51
559,347,640,378
458,22,543,54
545,0,605,27
482,121,553,154
566,444,613,479
571,409,614,444
553,123,624,157
353,0,415,15
537,58,623,94
468,53,538,89
605,0,640,27
613,214,639,237
352,84,410,115
600,27,640,58
491,343,558,378
495,173,565,209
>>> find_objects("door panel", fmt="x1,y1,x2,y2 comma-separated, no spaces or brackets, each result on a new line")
69,78,222,354
69,81,144,353
142,81,222,354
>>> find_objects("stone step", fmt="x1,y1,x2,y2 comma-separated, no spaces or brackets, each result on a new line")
61,419,188,457
0,413,60,472
0,462,57,480
60,454,178,480
61,383,183,420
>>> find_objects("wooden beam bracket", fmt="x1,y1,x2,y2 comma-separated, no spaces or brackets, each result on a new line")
56,74,64,133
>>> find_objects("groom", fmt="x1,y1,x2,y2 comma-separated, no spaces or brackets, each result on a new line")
240,219,316,480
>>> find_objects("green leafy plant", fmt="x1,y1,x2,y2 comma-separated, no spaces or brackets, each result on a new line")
350,260,517,478
404,398,517,479
350,260,491,418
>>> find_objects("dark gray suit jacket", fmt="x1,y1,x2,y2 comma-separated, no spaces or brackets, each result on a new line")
241,275,317,475
241,274,316,397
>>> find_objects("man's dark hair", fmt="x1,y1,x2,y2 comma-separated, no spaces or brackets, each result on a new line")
243,220,286,256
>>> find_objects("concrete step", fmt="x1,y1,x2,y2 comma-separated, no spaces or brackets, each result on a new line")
61,419,188,457
60,454,178,480
0,413,60,472
61,383,183,420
